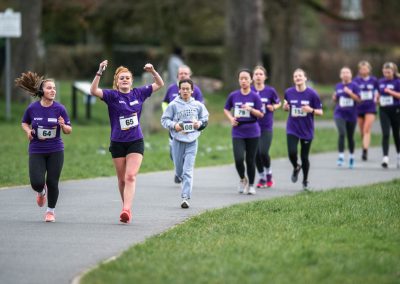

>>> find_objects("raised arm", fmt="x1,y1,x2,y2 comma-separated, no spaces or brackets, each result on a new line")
90,60,108,99
143,63,164,93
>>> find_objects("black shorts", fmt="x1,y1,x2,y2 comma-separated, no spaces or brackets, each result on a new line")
109,139,144,158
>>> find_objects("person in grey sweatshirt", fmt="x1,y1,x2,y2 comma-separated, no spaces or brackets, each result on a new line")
161,79,209,208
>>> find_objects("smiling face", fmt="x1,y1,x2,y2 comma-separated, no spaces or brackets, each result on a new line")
293,69,306,86
179,81,193,101
41,80,56,101
382,67,394,80
116,71,133,92
340,67,352,83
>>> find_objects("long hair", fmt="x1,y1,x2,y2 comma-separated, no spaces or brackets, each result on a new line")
382,62,400,78
113,66,133,90
14,71,52,98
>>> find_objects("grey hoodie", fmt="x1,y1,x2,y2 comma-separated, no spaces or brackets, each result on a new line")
161,96,209,143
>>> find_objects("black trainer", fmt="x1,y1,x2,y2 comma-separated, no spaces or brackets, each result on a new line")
174,175,182,184
362,149,367,161
291,164,301,183
302,180,310,191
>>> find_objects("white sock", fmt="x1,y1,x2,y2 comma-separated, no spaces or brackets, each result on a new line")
349,153,354,159
39,189,45,196
258,171,265,179
338,153,344,159
46,207,55,214
265,167,272,175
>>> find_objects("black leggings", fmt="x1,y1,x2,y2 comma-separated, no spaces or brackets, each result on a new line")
256,130,273,173
334,118,357,154
29,151,64,208
232,137,259,185
287,134,312,183
379,106,400,156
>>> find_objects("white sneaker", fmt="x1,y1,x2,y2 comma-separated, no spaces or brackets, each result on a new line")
238,177,248,194
248,186,256,195
382,156,389,168
181,199,189,209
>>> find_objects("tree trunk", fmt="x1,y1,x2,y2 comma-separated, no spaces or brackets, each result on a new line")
223,0,263,91
265,0,300,94
12,0,42,101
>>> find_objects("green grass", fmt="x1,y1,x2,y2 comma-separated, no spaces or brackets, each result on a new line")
81,179,400,284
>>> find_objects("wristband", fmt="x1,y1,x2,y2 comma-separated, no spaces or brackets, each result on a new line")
96,72,102,77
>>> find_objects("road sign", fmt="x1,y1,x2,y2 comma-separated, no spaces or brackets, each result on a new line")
0,8,21,38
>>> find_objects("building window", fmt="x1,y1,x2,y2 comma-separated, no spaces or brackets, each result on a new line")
340,31,360,50
341,0,363,19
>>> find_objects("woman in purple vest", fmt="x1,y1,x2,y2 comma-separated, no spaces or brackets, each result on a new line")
283,69,323,190
90,60,164,223
251,66,281,188
17,72,72,222
333,67,361,169
354,61,378,161
224,69,264,195
377,62,400,168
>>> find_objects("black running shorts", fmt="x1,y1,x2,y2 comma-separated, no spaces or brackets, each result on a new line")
109,139,144,158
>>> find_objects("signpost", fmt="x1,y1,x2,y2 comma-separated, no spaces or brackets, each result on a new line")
0,8,21,120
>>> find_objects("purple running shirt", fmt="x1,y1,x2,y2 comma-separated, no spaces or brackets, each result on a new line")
353,76,378,115
251,85,280,131
333,82,360,122
378,78,400,108
163,83,204,104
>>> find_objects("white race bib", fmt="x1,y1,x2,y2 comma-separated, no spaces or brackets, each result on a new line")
37,127,57,139
291,107,306,117
234,106,250,118
182,122,195,133
339,96,354,107
360,90,373,101
380,96,394,106
119,114,138,130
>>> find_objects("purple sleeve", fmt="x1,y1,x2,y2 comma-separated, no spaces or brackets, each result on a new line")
137,85,153,102
254,94,262,110
21,107,31,124
60,105,71,126
353,83,360,96
271,88,280,104
311,91,322,109
194,86,204,103
224,94,233,110
102,89,114,104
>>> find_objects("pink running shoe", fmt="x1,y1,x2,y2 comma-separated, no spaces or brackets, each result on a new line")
36,186,47,207
256,179,266,188
120,209,132,223
266,174,274,188
45,212,55,222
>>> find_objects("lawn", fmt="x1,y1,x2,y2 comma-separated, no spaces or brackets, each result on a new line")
81,179,400,284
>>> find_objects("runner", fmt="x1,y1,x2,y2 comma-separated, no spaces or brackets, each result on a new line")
162,65,204,184
90,60,164,223
224,69,264,195
251,65,281,188
354,61,378,161
333,67,361,168
283,68,323,190
16,71,72,222
161,79,209,208
377,62,400,168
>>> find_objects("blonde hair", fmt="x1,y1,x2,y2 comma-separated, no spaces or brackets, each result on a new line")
382,62,400,78
113,66,133,90
14,71,54,98
253,65,268,78
358,60,372,72
293,68,307,77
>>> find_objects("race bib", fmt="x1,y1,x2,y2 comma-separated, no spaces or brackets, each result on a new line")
339,97,354,107
234,106,250,118
182,122,195,133
380,96,394,106
37,127,57,139
119,114,138,130
360,90,373,101
291,106,306,117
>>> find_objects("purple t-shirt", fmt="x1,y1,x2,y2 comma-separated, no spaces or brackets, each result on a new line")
224,89,262,138
102,85,153,142
378,78,400,108
251,85,280,131
333,82,360,122
163,83,204,103
353,76,378,115
284,87,322,140
21,101,71,154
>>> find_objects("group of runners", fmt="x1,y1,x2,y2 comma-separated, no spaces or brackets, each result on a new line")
16,59,399,223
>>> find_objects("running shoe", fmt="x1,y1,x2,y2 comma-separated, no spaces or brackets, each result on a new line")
382,156,389,168
266,174,274,188
291,165,301,183
302,181,310,191
181,199,190,209
44,212,55,222
36,186,47,207
120,209,132,223
349,158,354,169
256,179,266,188
174,175,182,184
362,149,367,161
238,177,248,194
248,186,256,195
337,157,344,167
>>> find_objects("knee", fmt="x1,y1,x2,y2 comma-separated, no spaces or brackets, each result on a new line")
125,173,137,183
31,182,45,193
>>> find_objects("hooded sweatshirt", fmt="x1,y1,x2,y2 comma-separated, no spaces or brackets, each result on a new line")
161,96,209,143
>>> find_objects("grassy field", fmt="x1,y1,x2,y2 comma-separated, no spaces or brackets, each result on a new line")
81,179,400,284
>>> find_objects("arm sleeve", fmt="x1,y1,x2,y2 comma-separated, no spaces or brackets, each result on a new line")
161,104,176,130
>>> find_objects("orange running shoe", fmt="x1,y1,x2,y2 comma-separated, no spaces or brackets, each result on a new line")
45,212,55,222
36,186,47,207
120,209,132,223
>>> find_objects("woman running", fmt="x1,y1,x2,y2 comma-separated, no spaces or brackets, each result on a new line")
377,62,400,168
333,67,361,168
224,69,263,195
354,61,378,161
90,60,164,223
16,71,72,222
283,68,323,190
251,66,281,188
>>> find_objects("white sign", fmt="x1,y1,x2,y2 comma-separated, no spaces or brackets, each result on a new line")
0,9,21,38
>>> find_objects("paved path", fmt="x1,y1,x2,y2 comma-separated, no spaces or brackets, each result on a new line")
0,146,398,284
